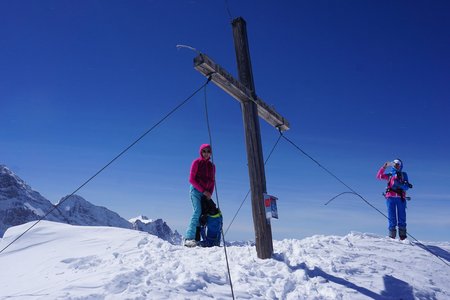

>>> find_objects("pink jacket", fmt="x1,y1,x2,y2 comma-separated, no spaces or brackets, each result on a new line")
189,144,215,194
376,167,405,198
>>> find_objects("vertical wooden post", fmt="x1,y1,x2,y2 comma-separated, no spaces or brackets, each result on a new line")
232,17,273,259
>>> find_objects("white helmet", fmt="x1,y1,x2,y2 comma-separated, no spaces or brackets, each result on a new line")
392,159,403,169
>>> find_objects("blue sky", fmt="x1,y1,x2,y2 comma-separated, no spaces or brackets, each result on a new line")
1,1,449,242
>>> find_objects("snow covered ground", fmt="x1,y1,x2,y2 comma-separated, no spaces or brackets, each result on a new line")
0,221,448,299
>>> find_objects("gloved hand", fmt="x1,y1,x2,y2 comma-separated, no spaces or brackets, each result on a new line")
383,161,391,169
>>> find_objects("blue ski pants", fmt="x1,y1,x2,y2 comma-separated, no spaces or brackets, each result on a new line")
386,197,407,230
185,185,202,240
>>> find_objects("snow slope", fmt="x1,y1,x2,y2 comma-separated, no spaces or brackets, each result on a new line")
0,221,448,299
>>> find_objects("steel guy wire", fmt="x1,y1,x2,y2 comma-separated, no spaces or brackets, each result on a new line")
0,77,211,255
203,83,235,300
224,131,283,237
280,132,450,268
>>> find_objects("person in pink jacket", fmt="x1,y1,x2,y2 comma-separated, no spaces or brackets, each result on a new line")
376,159,412,240
184,144,216,247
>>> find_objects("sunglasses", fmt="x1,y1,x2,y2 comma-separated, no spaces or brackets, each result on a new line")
202,149,211,153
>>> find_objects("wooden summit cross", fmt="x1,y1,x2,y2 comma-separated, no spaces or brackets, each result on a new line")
194,17,290,259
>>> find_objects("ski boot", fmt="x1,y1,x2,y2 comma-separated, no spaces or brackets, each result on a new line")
389,229,397,239
184,239,198,247
399,228,407,240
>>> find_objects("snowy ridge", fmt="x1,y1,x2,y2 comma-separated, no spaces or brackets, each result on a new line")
0,221,448,299
57,194,132,229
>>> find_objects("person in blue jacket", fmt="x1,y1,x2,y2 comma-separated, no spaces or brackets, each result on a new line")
377,159,413,240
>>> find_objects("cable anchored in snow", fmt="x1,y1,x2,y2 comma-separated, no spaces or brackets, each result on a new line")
203,83,235,300
0,78,211,256
281,133,450,268
325,191,449,267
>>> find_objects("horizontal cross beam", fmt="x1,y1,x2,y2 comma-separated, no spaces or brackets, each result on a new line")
194,53,290,132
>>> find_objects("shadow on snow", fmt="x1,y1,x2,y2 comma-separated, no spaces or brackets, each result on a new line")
413,242,450,263
273,253,415,300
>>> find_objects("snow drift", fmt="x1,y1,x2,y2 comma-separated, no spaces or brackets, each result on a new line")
0,221,448,299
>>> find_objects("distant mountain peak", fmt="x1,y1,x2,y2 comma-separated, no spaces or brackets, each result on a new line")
129,215,153,224
0,165,31,193
0,165,61,236
130,216,182,245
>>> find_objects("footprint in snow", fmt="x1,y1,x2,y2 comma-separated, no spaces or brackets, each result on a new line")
138,237,149,249
61,255,102,270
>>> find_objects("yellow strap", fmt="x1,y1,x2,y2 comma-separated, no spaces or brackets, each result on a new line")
209,212,222,218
